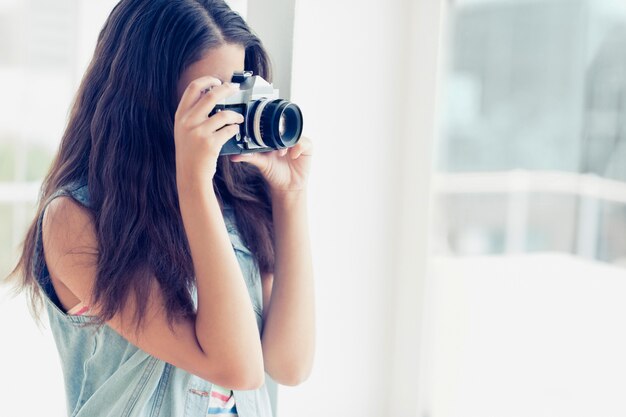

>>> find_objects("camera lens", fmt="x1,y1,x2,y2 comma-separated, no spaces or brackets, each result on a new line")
276,104,303,145
252,99,303,149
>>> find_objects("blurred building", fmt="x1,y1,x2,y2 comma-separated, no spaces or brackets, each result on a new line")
422,3,626,417
433,0,626,266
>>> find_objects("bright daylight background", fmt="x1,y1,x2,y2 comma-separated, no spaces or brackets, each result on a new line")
1,0,625,417
424,0,626,416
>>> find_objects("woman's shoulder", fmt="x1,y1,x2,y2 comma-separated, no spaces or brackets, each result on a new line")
43,190,92,225
41,178,94,244
42,190,97,258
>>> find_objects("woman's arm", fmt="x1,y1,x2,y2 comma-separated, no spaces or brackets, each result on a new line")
260,190,315,386
228,134,316,387
178,181,265,383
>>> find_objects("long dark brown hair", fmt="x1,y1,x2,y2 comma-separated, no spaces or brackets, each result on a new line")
6,0,275,331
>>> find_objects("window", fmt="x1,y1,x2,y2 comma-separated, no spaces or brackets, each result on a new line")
423,1,626,415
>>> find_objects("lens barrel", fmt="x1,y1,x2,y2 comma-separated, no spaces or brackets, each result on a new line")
251,99,303,149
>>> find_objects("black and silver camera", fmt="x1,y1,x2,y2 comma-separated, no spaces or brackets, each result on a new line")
212,71,304,155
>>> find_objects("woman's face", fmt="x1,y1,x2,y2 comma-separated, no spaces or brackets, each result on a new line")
176,43,246,101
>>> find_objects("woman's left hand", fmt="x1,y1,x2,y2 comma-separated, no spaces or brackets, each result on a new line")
228,136,313,195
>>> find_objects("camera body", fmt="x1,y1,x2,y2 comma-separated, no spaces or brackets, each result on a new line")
211,71,304,155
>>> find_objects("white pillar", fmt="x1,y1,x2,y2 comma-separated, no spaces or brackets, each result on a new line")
279,0,446,416
389,0,448,416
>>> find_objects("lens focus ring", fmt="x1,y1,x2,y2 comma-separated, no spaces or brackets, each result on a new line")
252,98,270,148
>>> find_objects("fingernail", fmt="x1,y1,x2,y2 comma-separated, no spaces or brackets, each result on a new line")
230,83,240,89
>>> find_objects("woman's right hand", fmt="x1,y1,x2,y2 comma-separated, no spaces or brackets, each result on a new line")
174,76,243,187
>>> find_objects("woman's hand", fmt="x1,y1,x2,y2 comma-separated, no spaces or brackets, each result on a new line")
229,136,314,195
174,76,244,187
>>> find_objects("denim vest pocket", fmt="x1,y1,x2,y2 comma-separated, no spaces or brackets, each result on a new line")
183,379,213,417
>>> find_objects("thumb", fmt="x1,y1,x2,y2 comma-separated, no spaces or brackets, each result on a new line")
229,152,265,169
229,152,254,162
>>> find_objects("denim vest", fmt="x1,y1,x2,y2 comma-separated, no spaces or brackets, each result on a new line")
32,180,274,417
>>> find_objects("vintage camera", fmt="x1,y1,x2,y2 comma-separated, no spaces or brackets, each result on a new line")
211,71,304,155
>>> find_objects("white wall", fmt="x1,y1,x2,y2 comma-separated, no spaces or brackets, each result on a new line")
276,1,444,415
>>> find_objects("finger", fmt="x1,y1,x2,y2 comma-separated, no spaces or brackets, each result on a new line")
176,76,223,119
229,153,254,162
289,146,303,159
286,137,312,159
200,110,244,134
229,152,268,170
185,82,240,126
279,148,288,157
208,124,242,147
296,136,314,156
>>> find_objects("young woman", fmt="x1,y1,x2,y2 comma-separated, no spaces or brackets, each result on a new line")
6,1,315,416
